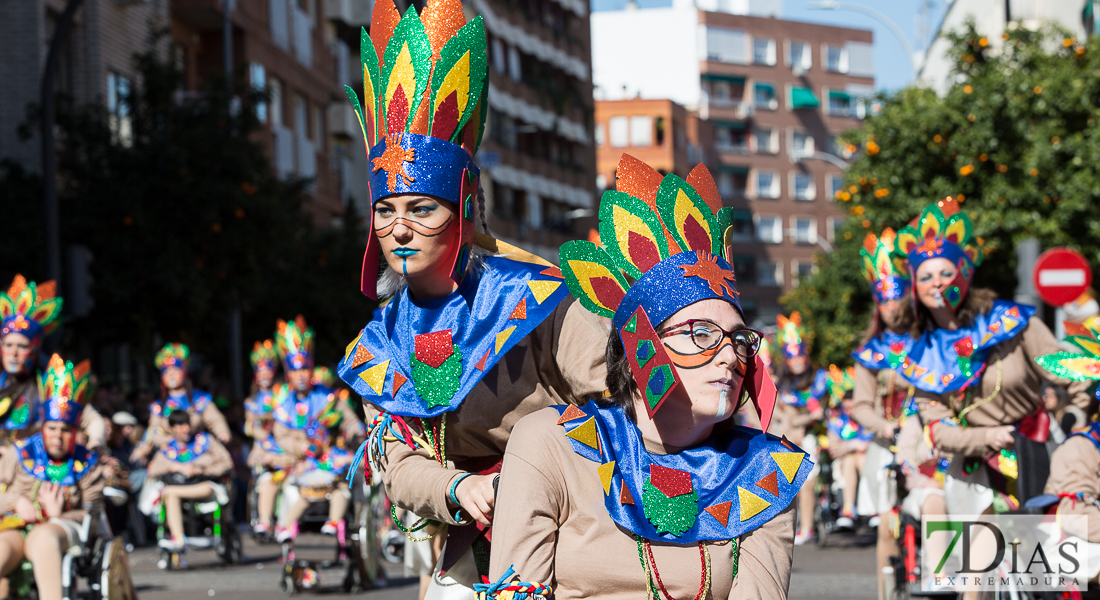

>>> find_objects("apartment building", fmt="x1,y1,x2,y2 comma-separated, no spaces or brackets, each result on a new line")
594,98,715,186
592,3,873,325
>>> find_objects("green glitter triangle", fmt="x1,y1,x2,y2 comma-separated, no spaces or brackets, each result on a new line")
624,314,638,333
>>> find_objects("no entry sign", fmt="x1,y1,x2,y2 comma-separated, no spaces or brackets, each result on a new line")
1033,248,1092,306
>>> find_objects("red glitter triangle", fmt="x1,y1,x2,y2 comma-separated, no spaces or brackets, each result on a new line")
392,372,407,394
620,484,635,505
556,405,587,425
756,471,779,496
541,266,563,278
351,345,374,368
1065,321,1095,338
509,298,527,320
414,330,454,368
649,464,693,498
780,435,796,451
704,501,732,528
474,349,490,371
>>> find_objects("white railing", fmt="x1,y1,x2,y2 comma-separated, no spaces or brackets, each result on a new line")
324,0,372,26
327,103,359,138
269,0,288,51
292,7,312,68
273,124,295,180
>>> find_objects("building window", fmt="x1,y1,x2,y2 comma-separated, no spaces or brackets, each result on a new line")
715,127,747,153
508,45,522,82
595,124,605,147
106,72,132,147
827,174,845,200
752,37,776,65
755,215,782,244
730,212,754,242
704,26,748,64
491,38,507,74
752,127,777,154
787,41,812,72
791,173,815,201
596,174,608,191
826,216,842,242
731,255,755,281
789,130,814,161
846,42,875,78
758,260,782,286
824,45,848,73
754,83,778,110
609,116,629,148
717,171,746,197
754,170,779,199
250,63,267,122
827,90,853,116
269,77,284,126
791,217,817,245
792,260,816,283
630,116,652,146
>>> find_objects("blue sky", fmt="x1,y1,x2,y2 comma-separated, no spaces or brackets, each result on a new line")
590,0,949,92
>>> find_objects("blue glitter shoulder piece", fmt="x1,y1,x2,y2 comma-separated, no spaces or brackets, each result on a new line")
245,388,277,416
1069,422,1100,453
852,330,918,373
15,434,97,486
855,300,1035,394
5,390,38,431
160,432,211,463
150,390,213,417
553,401,813,543
272,386,334,431
257,435,284,455
338,256,568,418
827,412,874,442
780,369,828,410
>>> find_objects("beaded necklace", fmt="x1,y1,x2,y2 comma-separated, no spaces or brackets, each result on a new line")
634,535,715,600
391,414,449,542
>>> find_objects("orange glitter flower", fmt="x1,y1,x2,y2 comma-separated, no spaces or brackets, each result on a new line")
371,133,417,192
679,252,739,298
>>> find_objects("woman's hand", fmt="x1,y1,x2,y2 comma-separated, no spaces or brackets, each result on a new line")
217,432,231,444
454,474,495,526
13,497,38,523
39,483,65,519
985,426,1016,451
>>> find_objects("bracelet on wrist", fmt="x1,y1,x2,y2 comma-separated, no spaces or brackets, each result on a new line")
448,472,474,506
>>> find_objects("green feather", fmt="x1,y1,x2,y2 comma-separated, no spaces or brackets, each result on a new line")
380,6,432,133
429,16,488,144
598,191,670,280
558,241,628,319
655,174,722,256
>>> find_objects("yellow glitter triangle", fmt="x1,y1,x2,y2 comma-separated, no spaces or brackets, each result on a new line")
527,280,561,304
1002,316,1019,331
495,326,517,354
738,486,771,522
597,461,616,495
771,451,804,483
358,360,390,395
344,332,363,362
981,332,993,345
859,349,873,361
565,417,600,452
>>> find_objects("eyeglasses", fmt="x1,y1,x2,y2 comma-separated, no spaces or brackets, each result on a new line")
657,320,763,361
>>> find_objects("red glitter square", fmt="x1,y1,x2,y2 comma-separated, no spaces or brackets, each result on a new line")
414,330,454,368
649,464,693,498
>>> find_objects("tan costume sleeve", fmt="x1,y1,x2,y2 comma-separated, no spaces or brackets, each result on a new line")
0,447,22,515
1019,317,1093,410
145,414,171,449
728,503,795,600
1043,436,1100,542
918,396,992,457
201,438,234,479
146,451,172,479
337,400,365,442
60,463,105,523
826,431,852,458
79,405,108,452
551,301,610,402
273,423,307,460
852,364,891,438
201,403,232,441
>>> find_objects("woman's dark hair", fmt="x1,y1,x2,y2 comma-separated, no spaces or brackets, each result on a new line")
860,299,915,345
167,409,190,427
599,332,639,421
911,287,998,335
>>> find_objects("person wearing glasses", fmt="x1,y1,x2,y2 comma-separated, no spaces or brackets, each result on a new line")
484,155,811,600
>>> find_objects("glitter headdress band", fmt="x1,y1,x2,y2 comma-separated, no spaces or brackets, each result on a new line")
350,0,488,299
862,228,910,305
894,197,983,310
559,154,776,429
824,364,856,407
0,275,63,347
775,312,808,359
250,340,278,373
275,316,315,372
37,354,91,426
155,343,190,373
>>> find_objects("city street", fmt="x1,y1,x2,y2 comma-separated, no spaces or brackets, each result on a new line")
126,530,879,600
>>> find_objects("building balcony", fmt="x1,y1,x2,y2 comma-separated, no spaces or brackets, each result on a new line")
325,0,372,27
328,103,359,139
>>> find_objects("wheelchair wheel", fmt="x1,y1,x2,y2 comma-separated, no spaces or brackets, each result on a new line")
278,572,296,597
216,528,243,564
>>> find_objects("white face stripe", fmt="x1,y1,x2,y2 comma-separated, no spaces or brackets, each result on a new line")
716,389,728,419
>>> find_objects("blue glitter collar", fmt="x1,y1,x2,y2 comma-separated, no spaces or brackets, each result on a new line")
15,434,97,486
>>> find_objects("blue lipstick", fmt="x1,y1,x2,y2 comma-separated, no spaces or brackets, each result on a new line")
393,247,420,257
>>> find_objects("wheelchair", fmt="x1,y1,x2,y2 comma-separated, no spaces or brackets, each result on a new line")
249,466,287,544
9,503,135,600
155,477,243,569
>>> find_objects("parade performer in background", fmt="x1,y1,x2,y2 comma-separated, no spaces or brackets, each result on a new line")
150,409,234,552
484,155,810,600
277,408,354,542
0,355,105,600
824,365,871,530
769,312,826,544
901,198,1089,515
849,229,918,596
245,340,280,438
269,316,362,542
0,276,106,450
133,343,231,461
245,339,289,537
336,0,607,594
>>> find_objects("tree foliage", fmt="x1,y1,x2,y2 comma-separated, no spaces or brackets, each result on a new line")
783,23,1100,367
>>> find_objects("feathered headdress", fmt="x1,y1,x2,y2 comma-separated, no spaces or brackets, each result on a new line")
775,312,808,359
350,0,488,299
155,343,190,372
275,316,315,372
825,364,856,407
312,366,335,389
862,229,910,305
559,154,776,430
0,275,63,348
250,340,278,373
1035,321,1100,402
894,198,983,310
37,354,91,426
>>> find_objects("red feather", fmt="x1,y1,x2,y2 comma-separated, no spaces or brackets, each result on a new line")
626,230,662,272
387,85,410,136
431,91,461,141
590,277,626,313
364,107,376,150
682,215,710,253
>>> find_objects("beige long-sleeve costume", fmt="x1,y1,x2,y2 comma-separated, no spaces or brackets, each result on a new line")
0,445,105,525
146,434,235,481
146,400,231,449
271,396,362,461
489,408,795,600
372,297,608,526
917,318,1092,457
1043,435,1100,543
852,364,911,440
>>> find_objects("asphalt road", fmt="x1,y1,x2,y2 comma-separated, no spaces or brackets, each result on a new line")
123,529,879,600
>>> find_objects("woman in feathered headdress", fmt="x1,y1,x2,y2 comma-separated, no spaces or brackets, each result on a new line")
482,155,810,600
334,1,608,592
244,339,290,537
0,275,107,450
0,355,106,600
896,198,1089,515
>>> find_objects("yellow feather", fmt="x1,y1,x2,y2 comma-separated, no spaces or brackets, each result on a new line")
434,51,471,114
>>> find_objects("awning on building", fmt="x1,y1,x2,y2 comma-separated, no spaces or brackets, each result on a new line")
754,82,776,94
790,86,820,109
702,73,747,85
712,120,747,131
828,90,851,102
718,164,750,174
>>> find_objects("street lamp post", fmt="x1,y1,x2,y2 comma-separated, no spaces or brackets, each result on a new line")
805,1,919,77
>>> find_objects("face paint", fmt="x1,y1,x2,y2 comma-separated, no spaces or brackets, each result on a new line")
716,389,728,419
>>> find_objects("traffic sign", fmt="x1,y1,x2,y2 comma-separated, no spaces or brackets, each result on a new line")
1033,248,1092,306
